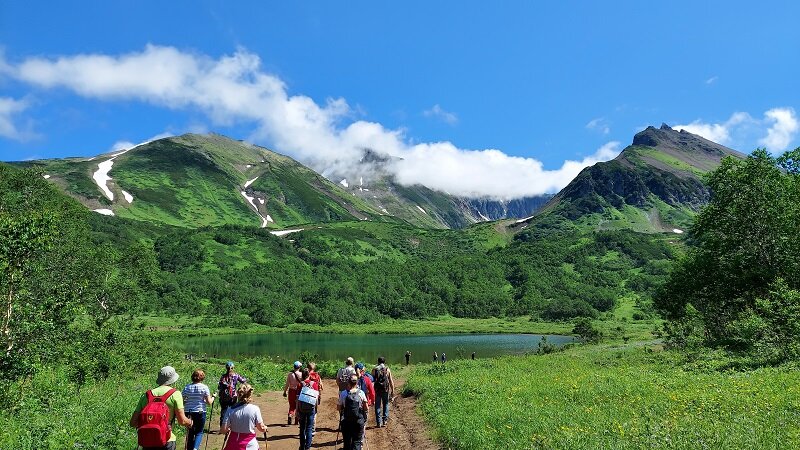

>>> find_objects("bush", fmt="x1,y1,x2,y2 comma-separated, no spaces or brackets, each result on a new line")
573,317,603,343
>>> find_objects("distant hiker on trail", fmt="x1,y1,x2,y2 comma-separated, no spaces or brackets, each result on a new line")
441,352,447,363
218,362,247,429
337,374,368,450
220,383,267,450
433,351,438,362
182,369,215,450
282,361,303,425
371,356,396,428
355,362,375,407
405,350,411,365
130,366,193,450
336,357,357,392
471,351,476,360
296,368,320,450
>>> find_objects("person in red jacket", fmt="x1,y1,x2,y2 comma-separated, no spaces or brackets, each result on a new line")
355,362,375,407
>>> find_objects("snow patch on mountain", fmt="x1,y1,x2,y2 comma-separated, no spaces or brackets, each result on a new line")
92,147,135,201
240,190,269,228
416,205,427,214
270,228,303,237
477,211,490,221
673,228,684,234
516,215,535,224
121,190,133,203
43,174,51,179
93,209,115,216
340,179,349,188
244,177,259,188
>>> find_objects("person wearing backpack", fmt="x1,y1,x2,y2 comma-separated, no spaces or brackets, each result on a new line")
371,356,395,428
182,369,215,450
282,361,303,425
336,357,356,392
219,383,267,450
337,374,368,450
218,362,247,430
130,366,194,450
296,368,320,450
354,362,375,407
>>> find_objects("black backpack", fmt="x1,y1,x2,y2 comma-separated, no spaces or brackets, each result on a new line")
374,366,389,393
342,391,364,424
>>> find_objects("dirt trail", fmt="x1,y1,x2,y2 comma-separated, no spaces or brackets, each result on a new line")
202,378,439,450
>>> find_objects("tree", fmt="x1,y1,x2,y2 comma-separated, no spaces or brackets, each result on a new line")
656,149,800,356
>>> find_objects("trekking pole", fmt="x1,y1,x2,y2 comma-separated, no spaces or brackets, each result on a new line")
262,431,268,450
221,431,231,450
203,397,216,450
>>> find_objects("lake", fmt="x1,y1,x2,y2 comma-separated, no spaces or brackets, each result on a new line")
179,332,574,365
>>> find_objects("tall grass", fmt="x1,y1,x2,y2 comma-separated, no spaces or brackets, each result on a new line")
405,346,800,449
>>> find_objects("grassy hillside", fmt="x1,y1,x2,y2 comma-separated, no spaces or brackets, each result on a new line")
525,125,745,235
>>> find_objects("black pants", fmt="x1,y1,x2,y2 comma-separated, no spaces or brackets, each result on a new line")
220,399,235,427
341,420,365,450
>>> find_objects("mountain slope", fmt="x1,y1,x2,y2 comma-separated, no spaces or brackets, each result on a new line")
518,124,746,235
333,150,552,228
17,134,387,229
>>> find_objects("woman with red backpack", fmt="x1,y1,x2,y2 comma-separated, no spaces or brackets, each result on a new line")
296,368,320,450
130,366,194,450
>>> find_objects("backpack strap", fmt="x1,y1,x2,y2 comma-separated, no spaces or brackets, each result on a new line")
146,389,155,403
161,388,177,402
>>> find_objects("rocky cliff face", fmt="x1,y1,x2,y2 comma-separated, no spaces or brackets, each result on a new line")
526,124,745,232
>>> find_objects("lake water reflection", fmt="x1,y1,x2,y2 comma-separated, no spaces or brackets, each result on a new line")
179,332,574,365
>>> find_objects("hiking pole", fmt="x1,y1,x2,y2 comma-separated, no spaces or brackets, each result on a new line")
263,431,268,450
203,397,216,450
221,431,231,450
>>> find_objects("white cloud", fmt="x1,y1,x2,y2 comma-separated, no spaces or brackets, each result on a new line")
705,76,719,85
423,104,458,125
0,97,35,141
109,132,175,152
672,112,753,144
586,117,610,135
759,108,798,152
3,45,619,199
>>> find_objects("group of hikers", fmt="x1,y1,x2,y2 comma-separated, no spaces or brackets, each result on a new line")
129,357,396,450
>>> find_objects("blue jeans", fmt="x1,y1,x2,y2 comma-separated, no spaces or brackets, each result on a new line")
186,411,206,450
374,390,390,425
298,408,316,450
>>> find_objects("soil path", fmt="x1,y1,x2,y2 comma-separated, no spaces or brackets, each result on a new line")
202,378,439,450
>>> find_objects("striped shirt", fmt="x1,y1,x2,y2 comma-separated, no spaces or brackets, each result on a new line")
182,383,211,413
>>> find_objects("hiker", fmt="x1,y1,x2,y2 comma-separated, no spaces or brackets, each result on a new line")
296,368,320,450
337,374,368,450
371,356,396,428
471,351,475,360
182,369,215,450
130,366,193,450
218,362,247,429
405,350,411,365
307,362,323,401
355,362,375,407
282,361,303,425
307,362,323,435
336,357,356,392
441,352,447,363
432,351,438,362
220,383,267,450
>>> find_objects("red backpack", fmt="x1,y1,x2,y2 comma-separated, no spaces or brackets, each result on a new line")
137,388,176,447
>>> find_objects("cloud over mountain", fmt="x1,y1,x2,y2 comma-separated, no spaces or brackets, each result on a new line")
1,45,618,199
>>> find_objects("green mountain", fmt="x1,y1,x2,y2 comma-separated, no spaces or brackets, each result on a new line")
519,124,746,235
16,133,551,230
17,134,388,229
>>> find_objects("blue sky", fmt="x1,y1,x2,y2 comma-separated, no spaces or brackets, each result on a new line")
1,1,798,198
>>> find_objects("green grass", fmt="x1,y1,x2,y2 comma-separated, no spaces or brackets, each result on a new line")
405,346,800,450
129,315,577,336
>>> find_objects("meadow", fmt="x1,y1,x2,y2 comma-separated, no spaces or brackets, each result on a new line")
405,345,800,449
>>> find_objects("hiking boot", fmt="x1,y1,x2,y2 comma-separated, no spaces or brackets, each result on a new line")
287,414,292,425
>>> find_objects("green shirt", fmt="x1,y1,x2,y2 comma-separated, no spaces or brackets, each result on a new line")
133,385,185,442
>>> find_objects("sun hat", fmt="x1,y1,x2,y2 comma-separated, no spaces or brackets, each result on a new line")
293,361,302,369
157,366,180,386
226,361,235,368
